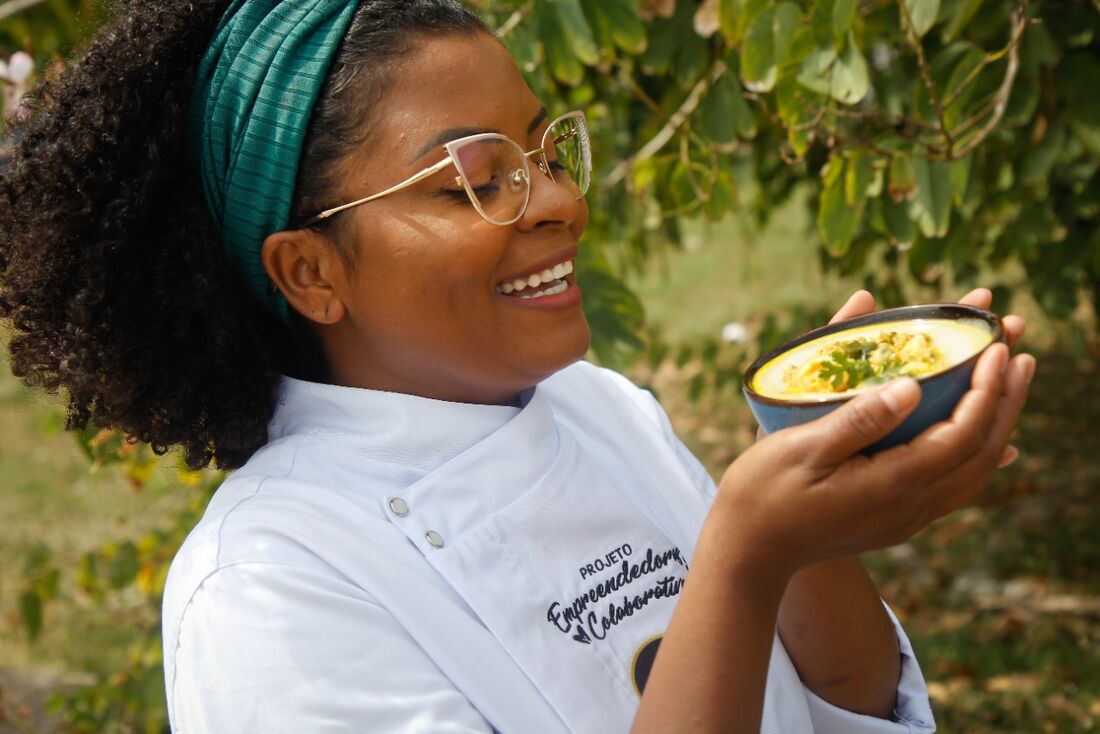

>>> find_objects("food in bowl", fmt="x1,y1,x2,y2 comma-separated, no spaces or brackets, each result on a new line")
742,305,1004,453
751,318,995,399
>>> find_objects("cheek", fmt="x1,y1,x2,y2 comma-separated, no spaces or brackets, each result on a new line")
572,199,590,239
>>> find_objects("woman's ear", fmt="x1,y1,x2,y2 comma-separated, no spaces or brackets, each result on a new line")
261,229,349,325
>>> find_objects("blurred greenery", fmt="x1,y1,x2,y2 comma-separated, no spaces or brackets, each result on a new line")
2,0,1099,732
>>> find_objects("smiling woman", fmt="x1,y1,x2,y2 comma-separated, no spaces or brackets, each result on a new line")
0,1,1033,733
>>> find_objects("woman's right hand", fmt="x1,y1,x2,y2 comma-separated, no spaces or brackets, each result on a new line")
708,340,1034,582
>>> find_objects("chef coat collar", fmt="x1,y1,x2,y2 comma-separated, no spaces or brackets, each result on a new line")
268,376,533,473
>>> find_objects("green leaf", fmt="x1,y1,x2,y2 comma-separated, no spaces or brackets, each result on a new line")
777,74,820,156
699,75,739,144
889,154,918,201
699,73,756,143
537,0,585,85
1070,119,1100,158
107,541,140,590
810,0,837,47
773,2,804,67
741,6,778,92
641,11,681,74
19,590,42,641
797,48,836,96
943,0,984,41
845,150,875,206
832,0,857,41
1019,124,1064,185
593,0,647,54
504,20,542,73
718,0,769,44
880,193,916,246
577,251,645,369
703,171,738,219
910,158,953,238
940,43,986,126
673,31,711,87
948,153,972,205
903,0,941,38
830,33,870,104
819,157,863,255
554,0,599,65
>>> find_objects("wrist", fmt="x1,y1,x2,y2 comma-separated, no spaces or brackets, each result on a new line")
695,496,796,599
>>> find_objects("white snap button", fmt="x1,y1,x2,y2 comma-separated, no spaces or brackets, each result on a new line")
388,497,409,517
425,530,444,549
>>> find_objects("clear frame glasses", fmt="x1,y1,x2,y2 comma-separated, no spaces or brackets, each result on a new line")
298,110,591,228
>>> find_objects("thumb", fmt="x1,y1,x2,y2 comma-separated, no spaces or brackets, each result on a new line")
805,378,922,464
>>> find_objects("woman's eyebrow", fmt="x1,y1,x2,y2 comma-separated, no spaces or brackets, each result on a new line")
527,106,548,134
410,108,551,163
411,126,492,162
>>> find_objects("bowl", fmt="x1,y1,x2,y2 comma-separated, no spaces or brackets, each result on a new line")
742,304,1005,453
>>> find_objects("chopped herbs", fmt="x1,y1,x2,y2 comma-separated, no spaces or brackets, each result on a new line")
783,330,945,394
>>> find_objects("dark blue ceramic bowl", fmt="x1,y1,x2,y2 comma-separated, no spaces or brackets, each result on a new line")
743,304,1005,453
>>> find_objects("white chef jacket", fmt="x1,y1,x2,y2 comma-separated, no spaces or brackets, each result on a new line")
162,360,937,733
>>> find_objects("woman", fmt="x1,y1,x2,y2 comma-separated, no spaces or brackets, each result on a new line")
0,0,1032,732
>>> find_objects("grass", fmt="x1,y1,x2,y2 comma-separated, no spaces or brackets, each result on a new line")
0,361,191,732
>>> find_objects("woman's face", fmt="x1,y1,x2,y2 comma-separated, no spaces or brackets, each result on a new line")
315,31,590,404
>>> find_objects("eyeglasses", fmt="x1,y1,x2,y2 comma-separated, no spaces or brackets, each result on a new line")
298,110,591,228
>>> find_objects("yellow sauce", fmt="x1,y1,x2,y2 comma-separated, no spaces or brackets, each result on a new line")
752,318,994,400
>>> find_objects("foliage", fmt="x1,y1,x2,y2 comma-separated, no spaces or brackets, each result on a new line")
11,425,222,733
2,0,1099,730
468,0,1100,356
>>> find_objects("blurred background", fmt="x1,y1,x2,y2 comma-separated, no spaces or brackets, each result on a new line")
1,0,1098,731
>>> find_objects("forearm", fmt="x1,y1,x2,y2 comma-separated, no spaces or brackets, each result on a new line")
777,555,900,718
631,522,788,734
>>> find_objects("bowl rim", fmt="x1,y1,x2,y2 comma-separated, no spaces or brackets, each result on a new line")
742,303,1006,408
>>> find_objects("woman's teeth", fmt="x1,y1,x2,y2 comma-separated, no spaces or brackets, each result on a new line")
518,279,569,299
496,259,574,296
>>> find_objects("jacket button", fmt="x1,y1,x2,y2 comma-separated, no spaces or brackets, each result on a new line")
425,531,445,549
388,497,409,517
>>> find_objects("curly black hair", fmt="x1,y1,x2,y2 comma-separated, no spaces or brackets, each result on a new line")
0,0,489,470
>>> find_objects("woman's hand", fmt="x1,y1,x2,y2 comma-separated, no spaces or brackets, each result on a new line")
758,287,1032,717
715,312,1034,581
634,289,1032,734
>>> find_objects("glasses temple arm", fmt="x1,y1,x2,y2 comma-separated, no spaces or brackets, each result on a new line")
301,155,455,226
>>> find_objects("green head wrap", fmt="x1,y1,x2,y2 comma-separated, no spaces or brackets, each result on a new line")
190,0,360,321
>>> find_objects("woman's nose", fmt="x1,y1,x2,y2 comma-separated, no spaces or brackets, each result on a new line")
515,160,583,231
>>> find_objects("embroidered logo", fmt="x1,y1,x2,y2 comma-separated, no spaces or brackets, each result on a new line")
545,545,687,645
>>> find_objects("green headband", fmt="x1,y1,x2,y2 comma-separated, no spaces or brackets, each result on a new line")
190,0,360,321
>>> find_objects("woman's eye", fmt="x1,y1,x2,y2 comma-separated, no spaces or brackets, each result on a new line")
441,180,500,202
472,181,500,200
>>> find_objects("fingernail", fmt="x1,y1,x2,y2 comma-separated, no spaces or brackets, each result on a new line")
998,445,1019,469
1023,356,1036,385
880,378,919,412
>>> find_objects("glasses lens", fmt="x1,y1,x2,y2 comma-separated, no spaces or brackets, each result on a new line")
544,114,591,198
450,137,529,225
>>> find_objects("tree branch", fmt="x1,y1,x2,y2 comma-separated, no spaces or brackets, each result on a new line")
0,0,48,23
495,1,531,39
897,0,956,154
606,59,727,187
950,5,1027,158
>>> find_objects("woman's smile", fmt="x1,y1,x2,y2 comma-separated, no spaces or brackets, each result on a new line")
493,248,583,309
